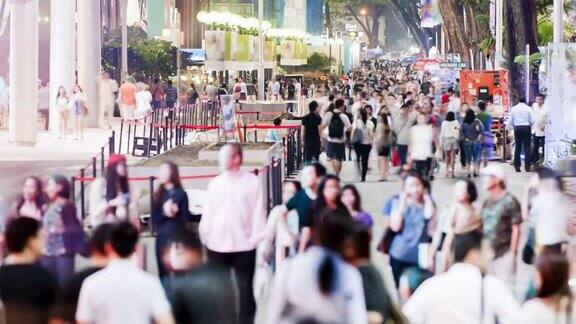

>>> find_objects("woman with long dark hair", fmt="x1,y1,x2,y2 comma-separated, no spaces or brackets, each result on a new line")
9,176,46,221
460,109,484,177
312,175,349,220
375,111,394,181
266,212,367,323
42,175,84,284
88,154,136,227
514,251,575,323
152,161,191,278
341,184,373,230
440,111,460,178
352,106,374,182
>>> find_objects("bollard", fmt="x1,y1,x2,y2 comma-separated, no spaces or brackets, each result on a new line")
243,125,248,142
149,176,155,233
80,169,86,220
100,147,105,174
119,121,124,154
70,176,76,202
92,157,97,178
127,123,132,154
109,130,116,155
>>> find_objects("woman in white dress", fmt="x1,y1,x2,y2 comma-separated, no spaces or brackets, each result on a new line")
135,82,152,120
56,86,69,139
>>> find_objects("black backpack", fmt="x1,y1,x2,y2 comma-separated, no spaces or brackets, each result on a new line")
328,112,345,138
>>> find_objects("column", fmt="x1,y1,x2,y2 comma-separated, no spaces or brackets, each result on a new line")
77,0,102,127
9,0,38,146
553,0,563,43
49,0,76,133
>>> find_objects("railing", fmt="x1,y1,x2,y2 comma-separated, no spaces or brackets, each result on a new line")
71,157,284,231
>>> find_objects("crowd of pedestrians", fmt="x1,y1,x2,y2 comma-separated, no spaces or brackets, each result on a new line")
0,59,571,324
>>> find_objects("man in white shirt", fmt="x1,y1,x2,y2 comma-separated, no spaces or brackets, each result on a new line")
508,97,535,172
531,94,549,165
268,76,281,97
76,222,174,324
199,144,266,324
403,231,521,324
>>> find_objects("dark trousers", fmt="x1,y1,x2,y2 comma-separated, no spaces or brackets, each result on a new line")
414,159,430,180
354,143,372,181
459,140,466,167
514,126,532,170
390,256,418,288
532,135,545,165
397,144,409,166
304,142,321,162
42,255,75,285
208,249,256,324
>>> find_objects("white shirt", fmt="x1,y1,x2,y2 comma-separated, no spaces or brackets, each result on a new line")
269,81,281,95
531,191,571,245
448,96,461,114
410,124,434,160
403,263,520,324
76,259,172,324
321,110,352,143
199,170,267,253
440,120,460,139
266,246,367,324
354,119,374,145
508,103,534,128
135,90,152,112
512,299,576,324
531,103,549,137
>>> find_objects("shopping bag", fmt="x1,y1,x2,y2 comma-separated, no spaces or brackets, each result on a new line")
391,149,401,167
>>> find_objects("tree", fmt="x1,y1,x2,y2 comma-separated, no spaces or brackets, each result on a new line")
388,0,429,51
330,0,387,48
505,0,539,103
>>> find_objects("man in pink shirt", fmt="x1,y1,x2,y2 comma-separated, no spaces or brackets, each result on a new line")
199,144,266,324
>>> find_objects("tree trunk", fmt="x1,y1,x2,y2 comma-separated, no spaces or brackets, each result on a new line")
505,0,539,103
390,0,428,52
438,0,471,62
325,0,333,37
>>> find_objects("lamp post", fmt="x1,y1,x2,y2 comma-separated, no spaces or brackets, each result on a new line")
258,0,265,100
494,0,503,69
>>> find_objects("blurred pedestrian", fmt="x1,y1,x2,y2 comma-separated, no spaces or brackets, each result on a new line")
341,184,373,230
440,111,460,178
375,111,394,182
9,176,46,221
42,175,84,284
152,162,192,278
508,97,535,172
513,252,575,323
410,111,434,180
460,109,484,178
134,82,152,119
185,83,198,105
150,78,165,110
387,172,435,286
302,101,322,162
199,144,266,324
266,212,367,324
118,77,137,120
0,218,57,324
352,107,374,182
97,71,118,129
56,86,70,139
480,164,522,285
76,222,174,324
51,224,113,323
403,231,520,323
164,227,237,324
70,85,87,140
165,80,178,111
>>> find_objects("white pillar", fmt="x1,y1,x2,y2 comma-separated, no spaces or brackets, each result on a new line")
120,0,128,83
494,0,503,69
9,0,38,146
77,0,101,127
49,0,76,133
553,0,563,43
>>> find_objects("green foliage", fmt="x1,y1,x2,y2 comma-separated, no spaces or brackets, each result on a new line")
538,18,554,46
102,38,176,81
302,53,331,72
479,36,495,55
514,52,545,69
